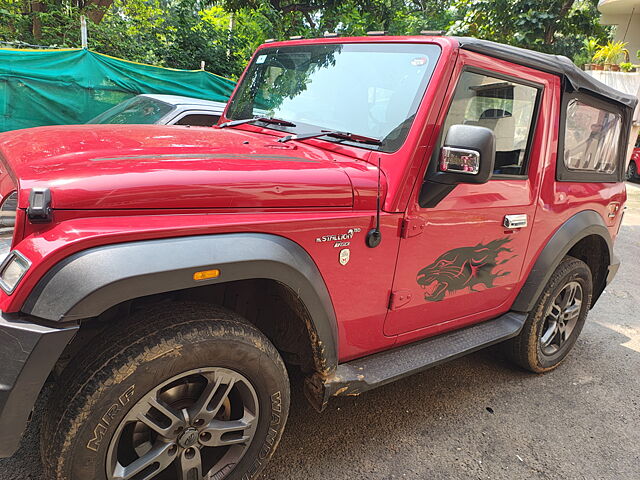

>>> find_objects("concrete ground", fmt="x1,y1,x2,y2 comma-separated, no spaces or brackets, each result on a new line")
2,184,639,480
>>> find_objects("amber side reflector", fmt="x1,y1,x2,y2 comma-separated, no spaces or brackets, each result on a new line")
193,269,220,281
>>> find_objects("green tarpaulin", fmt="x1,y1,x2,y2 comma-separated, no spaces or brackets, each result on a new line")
0,48,236,132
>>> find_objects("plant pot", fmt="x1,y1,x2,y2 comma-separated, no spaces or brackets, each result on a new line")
593,64,604,71
584,63,593,71
604,63,613,71
611,64,621,71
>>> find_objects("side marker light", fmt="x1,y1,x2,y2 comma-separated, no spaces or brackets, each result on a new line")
193,269,220,281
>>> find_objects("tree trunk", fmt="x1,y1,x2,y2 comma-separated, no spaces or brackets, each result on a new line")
86,0,114,24
303,10,316,28
31,0,45,40
543,0,575,45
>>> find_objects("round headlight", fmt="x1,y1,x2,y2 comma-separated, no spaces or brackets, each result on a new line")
0,191,17,263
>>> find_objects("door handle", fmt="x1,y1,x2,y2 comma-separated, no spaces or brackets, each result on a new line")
504,214,527,229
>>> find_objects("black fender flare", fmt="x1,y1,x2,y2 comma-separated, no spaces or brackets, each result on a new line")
511,210,614,313
22,233,338,372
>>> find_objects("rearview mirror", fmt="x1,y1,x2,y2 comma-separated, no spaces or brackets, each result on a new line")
431,125,496,185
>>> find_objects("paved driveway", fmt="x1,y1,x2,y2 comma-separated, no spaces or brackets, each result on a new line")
2,184,639,480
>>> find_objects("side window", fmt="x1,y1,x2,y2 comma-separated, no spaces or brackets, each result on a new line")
441,70,540,176
563,99,621,174
173,114,220,127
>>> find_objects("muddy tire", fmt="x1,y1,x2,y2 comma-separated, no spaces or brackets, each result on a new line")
41,303,290,480
506,256,593,373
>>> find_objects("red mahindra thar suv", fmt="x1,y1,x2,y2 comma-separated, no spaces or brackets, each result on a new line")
627,134,640,179
0,36,636,480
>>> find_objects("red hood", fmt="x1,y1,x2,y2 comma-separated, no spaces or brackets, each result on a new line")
0,124,379,210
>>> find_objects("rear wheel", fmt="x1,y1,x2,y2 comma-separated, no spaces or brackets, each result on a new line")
41,304,290,480
506,256,593,373
626,160,637,180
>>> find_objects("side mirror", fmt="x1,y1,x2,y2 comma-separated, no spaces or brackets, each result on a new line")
430,124,496,185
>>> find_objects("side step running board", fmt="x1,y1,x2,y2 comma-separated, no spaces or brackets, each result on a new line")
304,311,527,412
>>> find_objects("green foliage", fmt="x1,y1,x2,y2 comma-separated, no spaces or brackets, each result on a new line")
573,52,590,68
619,62,634,73
593,40,628,64
0,0,616,79
448,0,610,58
582,38,600,61
219,0,456,37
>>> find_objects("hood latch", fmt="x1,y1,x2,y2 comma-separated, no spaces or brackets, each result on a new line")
27,188,52,223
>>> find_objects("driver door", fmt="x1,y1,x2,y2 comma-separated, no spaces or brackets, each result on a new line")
384,63,549,337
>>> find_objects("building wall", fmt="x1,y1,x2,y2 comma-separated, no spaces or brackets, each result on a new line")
600,12,640,61
597,1,640,165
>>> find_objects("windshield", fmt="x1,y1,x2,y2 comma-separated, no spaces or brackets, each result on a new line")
226,42,441,152
88,96,174,124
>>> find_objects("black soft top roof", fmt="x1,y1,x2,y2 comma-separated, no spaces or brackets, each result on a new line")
456,37,638,111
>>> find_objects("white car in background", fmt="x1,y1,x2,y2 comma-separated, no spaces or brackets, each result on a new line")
87,94,227,127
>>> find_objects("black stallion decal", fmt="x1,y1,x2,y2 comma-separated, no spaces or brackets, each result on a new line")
417,238,516,302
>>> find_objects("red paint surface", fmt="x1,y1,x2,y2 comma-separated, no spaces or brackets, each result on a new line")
0,36,626,362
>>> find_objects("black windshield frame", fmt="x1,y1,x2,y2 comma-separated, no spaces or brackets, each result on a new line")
225,42,441,153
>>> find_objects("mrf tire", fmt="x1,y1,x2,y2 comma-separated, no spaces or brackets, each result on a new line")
506,256,593,373
40,303,290,480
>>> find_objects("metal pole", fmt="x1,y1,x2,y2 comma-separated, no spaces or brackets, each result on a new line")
227,13,235,59
80,15,88,49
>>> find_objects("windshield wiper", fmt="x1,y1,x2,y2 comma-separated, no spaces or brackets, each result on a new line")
278,130,382,146
218,116,296,128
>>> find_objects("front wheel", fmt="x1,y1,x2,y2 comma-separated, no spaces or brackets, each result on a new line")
41,304,290,480
506,256,593,373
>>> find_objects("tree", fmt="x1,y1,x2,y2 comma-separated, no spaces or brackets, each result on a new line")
0,0,130,46
448,0,610,58
220,0,454,35
0,0,613,78
0,0,272,77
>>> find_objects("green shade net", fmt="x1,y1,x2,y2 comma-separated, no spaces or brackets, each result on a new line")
0,48,237,132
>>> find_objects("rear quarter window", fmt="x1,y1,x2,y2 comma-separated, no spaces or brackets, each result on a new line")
563,100,621,174
557,94,626,183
